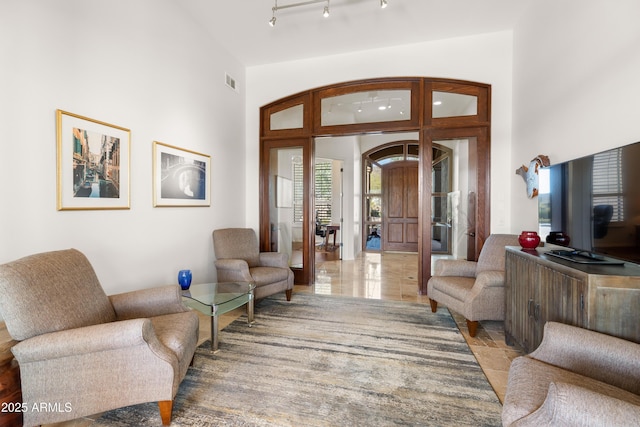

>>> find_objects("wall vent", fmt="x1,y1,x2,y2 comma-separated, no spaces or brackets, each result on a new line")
225,73,238,92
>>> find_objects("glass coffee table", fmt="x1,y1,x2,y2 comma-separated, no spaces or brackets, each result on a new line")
181,282,255,352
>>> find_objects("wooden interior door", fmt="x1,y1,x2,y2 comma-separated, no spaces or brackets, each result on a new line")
383,162,419,252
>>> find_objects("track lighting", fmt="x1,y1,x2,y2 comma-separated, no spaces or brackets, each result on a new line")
269,0,385,26
269,0,278,26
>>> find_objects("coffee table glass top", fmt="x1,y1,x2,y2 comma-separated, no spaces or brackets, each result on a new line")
181,282,255,315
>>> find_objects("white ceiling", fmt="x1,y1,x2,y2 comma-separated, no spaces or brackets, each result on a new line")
177,0,535,67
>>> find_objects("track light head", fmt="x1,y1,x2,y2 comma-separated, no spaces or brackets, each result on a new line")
323,5,330,17
381,0,388,9
269,15,277,26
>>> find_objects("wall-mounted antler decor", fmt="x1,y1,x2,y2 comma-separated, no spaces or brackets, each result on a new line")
516,155,550,198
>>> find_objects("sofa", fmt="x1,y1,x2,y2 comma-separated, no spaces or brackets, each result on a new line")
502,321,640,426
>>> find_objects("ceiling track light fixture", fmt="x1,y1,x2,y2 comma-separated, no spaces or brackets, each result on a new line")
269,0,386,26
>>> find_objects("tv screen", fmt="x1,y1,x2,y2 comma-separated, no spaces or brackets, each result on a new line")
538,141,640,265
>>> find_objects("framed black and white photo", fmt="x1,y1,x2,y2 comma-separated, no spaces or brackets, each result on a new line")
153,141,211,207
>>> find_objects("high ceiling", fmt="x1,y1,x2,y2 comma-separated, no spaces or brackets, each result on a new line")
177,0,535,66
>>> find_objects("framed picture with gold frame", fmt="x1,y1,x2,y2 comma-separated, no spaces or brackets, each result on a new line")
56,109,131,210
153,141,211,207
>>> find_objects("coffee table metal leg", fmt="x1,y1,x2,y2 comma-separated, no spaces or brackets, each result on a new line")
247,292,255,327
211,315,219,352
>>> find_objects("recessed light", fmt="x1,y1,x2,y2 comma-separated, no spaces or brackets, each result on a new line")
433,101,442,106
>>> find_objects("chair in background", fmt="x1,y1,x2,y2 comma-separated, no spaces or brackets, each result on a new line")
213,228,294,301
427,234,520,336
0,249,199,426
502,322,640,426
593,204,613,239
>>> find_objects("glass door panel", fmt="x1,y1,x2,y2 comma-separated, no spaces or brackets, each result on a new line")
432,139,471,259
268,147,303,268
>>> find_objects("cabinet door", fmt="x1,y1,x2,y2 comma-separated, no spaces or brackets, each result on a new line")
534,265,587,348
505,251,537,351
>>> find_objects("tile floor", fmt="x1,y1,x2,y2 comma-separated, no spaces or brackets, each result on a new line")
2,251,524,426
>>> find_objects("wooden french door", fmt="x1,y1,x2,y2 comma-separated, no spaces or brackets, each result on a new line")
382,162,419,252
261,78,492,290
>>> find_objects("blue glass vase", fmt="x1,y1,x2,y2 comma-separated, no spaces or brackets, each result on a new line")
178,269,192,290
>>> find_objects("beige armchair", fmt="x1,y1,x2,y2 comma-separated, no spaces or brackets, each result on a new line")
427,234,519,336
0,249,199,427
502,322,640,426
213,228,294,301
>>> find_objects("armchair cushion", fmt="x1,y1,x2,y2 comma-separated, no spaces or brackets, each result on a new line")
0,249,117,340
212,228,260,267
250,266,291,286
429,276,475,302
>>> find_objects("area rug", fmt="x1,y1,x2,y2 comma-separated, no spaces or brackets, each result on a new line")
95,293,502,426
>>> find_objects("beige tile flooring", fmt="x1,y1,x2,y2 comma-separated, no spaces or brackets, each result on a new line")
2,251,524,426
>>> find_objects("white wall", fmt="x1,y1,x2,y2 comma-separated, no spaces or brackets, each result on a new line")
316,137,358,259
246,31,515,235
0,0,246,297
511,0,640,232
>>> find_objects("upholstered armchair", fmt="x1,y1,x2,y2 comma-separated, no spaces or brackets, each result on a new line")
213,228,294,301
0,249,199,427
502,322,640,426
427,234,519,336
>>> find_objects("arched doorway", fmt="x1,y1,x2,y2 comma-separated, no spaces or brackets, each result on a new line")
363,141,455,255
260,78,491,294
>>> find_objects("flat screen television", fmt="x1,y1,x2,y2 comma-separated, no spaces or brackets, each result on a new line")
538,140,640,265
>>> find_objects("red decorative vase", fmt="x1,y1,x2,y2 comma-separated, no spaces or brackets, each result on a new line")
519,231,540,249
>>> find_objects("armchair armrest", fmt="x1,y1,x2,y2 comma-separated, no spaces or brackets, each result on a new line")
109,284,187,320
11,318,172,364
259,252,289,268
434,259,477,277
512,382,640,427
215,259,253,282
472,270,505,289
530,322,640,395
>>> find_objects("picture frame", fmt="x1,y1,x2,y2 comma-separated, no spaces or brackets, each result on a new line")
153,141,211,207
56,109,131,210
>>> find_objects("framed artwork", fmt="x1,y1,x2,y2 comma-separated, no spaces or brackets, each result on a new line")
153,141,211,207
56,109,131,210
276,175,293,208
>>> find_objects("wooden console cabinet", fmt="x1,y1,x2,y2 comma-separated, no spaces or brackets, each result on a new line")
505,246,640,353
0,342,22,427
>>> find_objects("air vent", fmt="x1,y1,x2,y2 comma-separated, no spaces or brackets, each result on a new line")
225,73,238,92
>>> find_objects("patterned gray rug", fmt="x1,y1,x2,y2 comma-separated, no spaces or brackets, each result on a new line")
95,293,502,426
